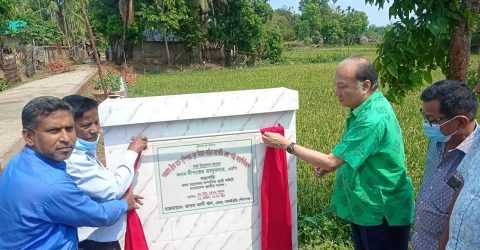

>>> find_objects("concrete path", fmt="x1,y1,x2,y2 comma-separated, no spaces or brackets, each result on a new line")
0,64,97,168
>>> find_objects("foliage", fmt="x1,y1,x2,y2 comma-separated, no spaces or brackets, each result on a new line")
267,8,297,42
89,0,127,47
260,28,283,63
342,7,369,44
364,24,389,42
295,0,370,45
365,0,473,102
10,14,62,44
139,0,188,38
299,213,351,247
177,1,207,50
208,0,272,54
0,0,15,34
94,70,121,93
0,79,8,92
0,0,63,44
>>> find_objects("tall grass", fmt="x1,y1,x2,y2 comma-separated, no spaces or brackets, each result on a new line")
129,47,478,249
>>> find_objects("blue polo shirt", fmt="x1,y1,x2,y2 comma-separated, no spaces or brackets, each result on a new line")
0,147,127,250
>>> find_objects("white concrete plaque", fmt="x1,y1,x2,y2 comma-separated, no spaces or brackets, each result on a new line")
99,87,299,250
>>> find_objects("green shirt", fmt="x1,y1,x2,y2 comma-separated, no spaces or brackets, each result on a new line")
331,91,414,226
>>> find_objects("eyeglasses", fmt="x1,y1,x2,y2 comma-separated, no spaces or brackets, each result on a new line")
419,108,449,127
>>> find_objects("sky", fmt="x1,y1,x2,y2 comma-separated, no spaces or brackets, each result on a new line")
269,0,394,27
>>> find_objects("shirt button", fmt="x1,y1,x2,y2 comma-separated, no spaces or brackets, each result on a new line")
430,186,433,190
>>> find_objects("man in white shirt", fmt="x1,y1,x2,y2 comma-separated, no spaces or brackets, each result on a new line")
63,95,148,250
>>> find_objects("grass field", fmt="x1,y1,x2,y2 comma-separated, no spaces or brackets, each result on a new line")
129,47,475,249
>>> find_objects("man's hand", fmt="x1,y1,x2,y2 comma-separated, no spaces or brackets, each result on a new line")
123,190,140,211
261,132,290,149
128,136,148,153
134,194,144,206
314,166,334,177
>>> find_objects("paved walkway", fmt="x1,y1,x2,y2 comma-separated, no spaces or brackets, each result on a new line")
0,65,97,168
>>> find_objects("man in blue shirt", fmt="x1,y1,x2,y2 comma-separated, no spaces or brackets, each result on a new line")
0,96,137,250
413,81,478,250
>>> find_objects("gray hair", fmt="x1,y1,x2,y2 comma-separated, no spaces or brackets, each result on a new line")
22,96,72,130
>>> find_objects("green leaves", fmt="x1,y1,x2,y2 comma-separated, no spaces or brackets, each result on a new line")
296,1,370,45
365,0,470,103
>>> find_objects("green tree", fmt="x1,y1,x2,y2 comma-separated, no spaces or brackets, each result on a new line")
342,7,368,45
320,7,344,44
297,1,323,41
261,28,283,63
178,0,208,63
267,8,297,41
0,0,15,34
139,0,188,65
366,0,480,102
364,24,388,42
299,0,329,12
208,0,273,65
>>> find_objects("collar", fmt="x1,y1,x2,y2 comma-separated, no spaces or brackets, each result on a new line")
23,146,66,170
450,121,479,154
351,91,381,117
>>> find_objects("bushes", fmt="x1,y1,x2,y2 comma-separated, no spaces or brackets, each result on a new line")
0,79,8,92
94,71,121,94
260,29,284,63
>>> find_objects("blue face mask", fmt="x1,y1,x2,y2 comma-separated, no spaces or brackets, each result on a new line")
423,122,452,142
422,116,459,142
75,136,99,152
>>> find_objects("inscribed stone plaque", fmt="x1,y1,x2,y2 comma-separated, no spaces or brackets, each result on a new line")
99,88,299,249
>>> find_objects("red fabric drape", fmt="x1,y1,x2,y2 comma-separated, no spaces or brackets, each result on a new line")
260,126,293,250
124,154,149,250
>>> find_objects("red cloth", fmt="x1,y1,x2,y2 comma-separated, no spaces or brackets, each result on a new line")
124,154,149,250
260,126,293,250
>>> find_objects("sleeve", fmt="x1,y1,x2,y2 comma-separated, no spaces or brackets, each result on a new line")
41,180,128,227
67,150,138,200
332,119,383,169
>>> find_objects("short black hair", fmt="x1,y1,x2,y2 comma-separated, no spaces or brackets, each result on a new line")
22,96,72,130
421,80,478,120
62,95,98,120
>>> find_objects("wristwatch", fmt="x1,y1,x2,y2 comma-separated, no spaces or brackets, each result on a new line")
286,142,296,154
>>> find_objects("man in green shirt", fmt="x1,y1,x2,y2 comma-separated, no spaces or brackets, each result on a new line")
262,56,414,250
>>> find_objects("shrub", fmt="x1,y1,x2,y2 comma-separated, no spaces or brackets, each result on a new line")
94,71,121,94
0,79,8,92
261,29,283,63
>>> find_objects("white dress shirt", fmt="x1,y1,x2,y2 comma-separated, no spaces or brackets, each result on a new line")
66,143,138,242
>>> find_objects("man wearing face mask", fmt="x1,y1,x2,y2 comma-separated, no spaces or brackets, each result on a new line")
411,80,478,250
0,96,139,250
63,95,148,250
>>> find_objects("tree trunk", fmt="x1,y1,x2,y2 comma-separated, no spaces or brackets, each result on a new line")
57,3,71,48
447,1,471,81
164,37,171,66
471,0,480,93
80,0,105,95
121,0,130,66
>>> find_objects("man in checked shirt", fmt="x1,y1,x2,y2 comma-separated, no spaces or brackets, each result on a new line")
412,80,478,250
